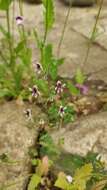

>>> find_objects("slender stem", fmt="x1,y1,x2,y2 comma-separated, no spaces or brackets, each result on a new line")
6,8,13,64
43,1,49,46
18,0,26,39
57,0,72,57
19,0,23,16
82,0,104,71
59,118,63,129
18,0,27,52
12,0,15,43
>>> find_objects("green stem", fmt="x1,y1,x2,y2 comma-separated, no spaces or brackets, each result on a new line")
19,0,23,16
43,1,49,46
12,0,15,43
6,8,13,64
57,0,72,57
18,0,26,41
82,0,104,71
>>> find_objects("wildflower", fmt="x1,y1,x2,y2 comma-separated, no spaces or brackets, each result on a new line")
55,80,65,94
66,175,73,183
24,109,32,121
29,85,40,98
58,106,67,118
39,119,45,125
33,61,43,74
16,16,24,25
76,84,88,95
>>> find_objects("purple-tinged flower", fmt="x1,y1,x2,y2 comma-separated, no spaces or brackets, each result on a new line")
55,80,65,94
29,85,40,98
33,61,43,74
76,84,88,95
58,106,67,118
16,16,23,25
24,109,32,120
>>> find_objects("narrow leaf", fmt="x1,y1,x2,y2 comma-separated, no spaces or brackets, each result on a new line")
0,0,13,10
42,0,54,31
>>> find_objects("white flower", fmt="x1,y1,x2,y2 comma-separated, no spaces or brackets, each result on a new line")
58,106,67,118
33,61,43,74
66,175,73,183
55,80,66,94
29,85,40,98
39,119,45,125
24,109,32,121
16,16,24,25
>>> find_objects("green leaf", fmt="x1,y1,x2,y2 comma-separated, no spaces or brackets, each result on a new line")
13,64,24,93
35,79,49,96
42,44,52,74
74,163,93,190
48,103,59,123
42,43,63,79
0,87,15,98
28,174,41,190
39,133,60,161
49,58,64,80
0,0,13,10
75,69,85,85
55,172,70,190
64,106,75,124
42,0,54,31
15,41,25,55
49,59,58,80
67,81,79,96
33,29,43,50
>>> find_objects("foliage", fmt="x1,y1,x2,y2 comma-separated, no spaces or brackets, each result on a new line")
55,164,93,190
39,132,60,160
28,174,41,190
28,156,51,190
0,0,13,10
47,103,75,125
42,0,54,32
75,69,86,85
28,152,107,190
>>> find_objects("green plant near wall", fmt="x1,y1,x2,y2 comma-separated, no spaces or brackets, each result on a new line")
0,0,77,126
0,0,104,125
0,0,33,99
